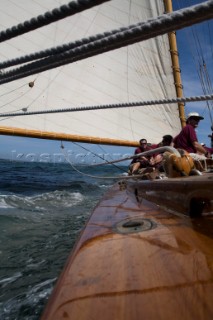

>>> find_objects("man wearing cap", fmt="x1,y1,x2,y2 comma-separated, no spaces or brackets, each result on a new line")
173,112,211,159
129,138,153,174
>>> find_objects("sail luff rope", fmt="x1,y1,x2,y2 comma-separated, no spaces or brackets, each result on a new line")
0,1,213,85
0,0,110,43
0,94,212,118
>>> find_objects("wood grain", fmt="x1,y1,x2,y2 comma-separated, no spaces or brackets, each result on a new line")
41,180,213,320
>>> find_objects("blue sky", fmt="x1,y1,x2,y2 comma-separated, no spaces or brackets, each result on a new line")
173,0,213,146
0,135,133,164
0,0,212,162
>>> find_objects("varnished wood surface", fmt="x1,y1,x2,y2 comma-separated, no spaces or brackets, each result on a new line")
127,173,213,217
0,126,138,146
41,180,213,320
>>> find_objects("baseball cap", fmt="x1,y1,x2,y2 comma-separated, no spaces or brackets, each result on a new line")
186,112,204,120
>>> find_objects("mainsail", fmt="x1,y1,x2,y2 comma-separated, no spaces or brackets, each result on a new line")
0,0,203,146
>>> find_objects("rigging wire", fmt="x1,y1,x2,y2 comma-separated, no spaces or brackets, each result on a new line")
61,141,129,173
0,81,35,111
193,24,213,105
0,89,32,110
60,142,133,180
0,83,26,98
59,143,175,180
177,0,213,126
199,62,213,125
208,22,213,62
96,144,130,172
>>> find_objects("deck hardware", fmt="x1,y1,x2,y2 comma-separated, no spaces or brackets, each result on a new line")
115,218,155,234
118,181,127,190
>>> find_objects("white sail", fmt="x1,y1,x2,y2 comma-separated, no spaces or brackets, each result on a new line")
0,0,181,145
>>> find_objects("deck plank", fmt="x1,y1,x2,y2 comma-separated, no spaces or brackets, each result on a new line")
41,182,213,320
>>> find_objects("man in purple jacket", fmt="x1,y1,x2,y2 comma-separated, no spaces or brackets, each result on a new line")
173,112,211,158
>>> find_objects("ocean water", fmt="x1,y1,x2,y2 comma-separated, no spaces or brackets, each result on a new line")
0,160,127,320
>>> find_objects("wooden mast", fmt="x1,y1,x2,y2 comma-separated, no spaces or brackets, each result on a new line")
164,0,186,128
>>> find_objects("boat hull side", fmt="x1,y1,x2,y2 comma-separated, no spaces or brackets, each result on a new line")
41,182,213,320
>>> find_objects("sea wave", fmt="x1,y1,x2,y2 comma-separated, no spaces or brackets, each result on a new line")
0,272,22,288
0,278,56,320
0,160,119,320
0,190,85,212
0,196,14,208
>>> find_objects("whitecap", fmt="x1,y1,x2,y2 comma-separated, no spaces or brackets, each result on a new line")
0,272,22,288
32,190,84,208
27,277,57,295
0,196,14,208
1,190,84,212
26,259,46,269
